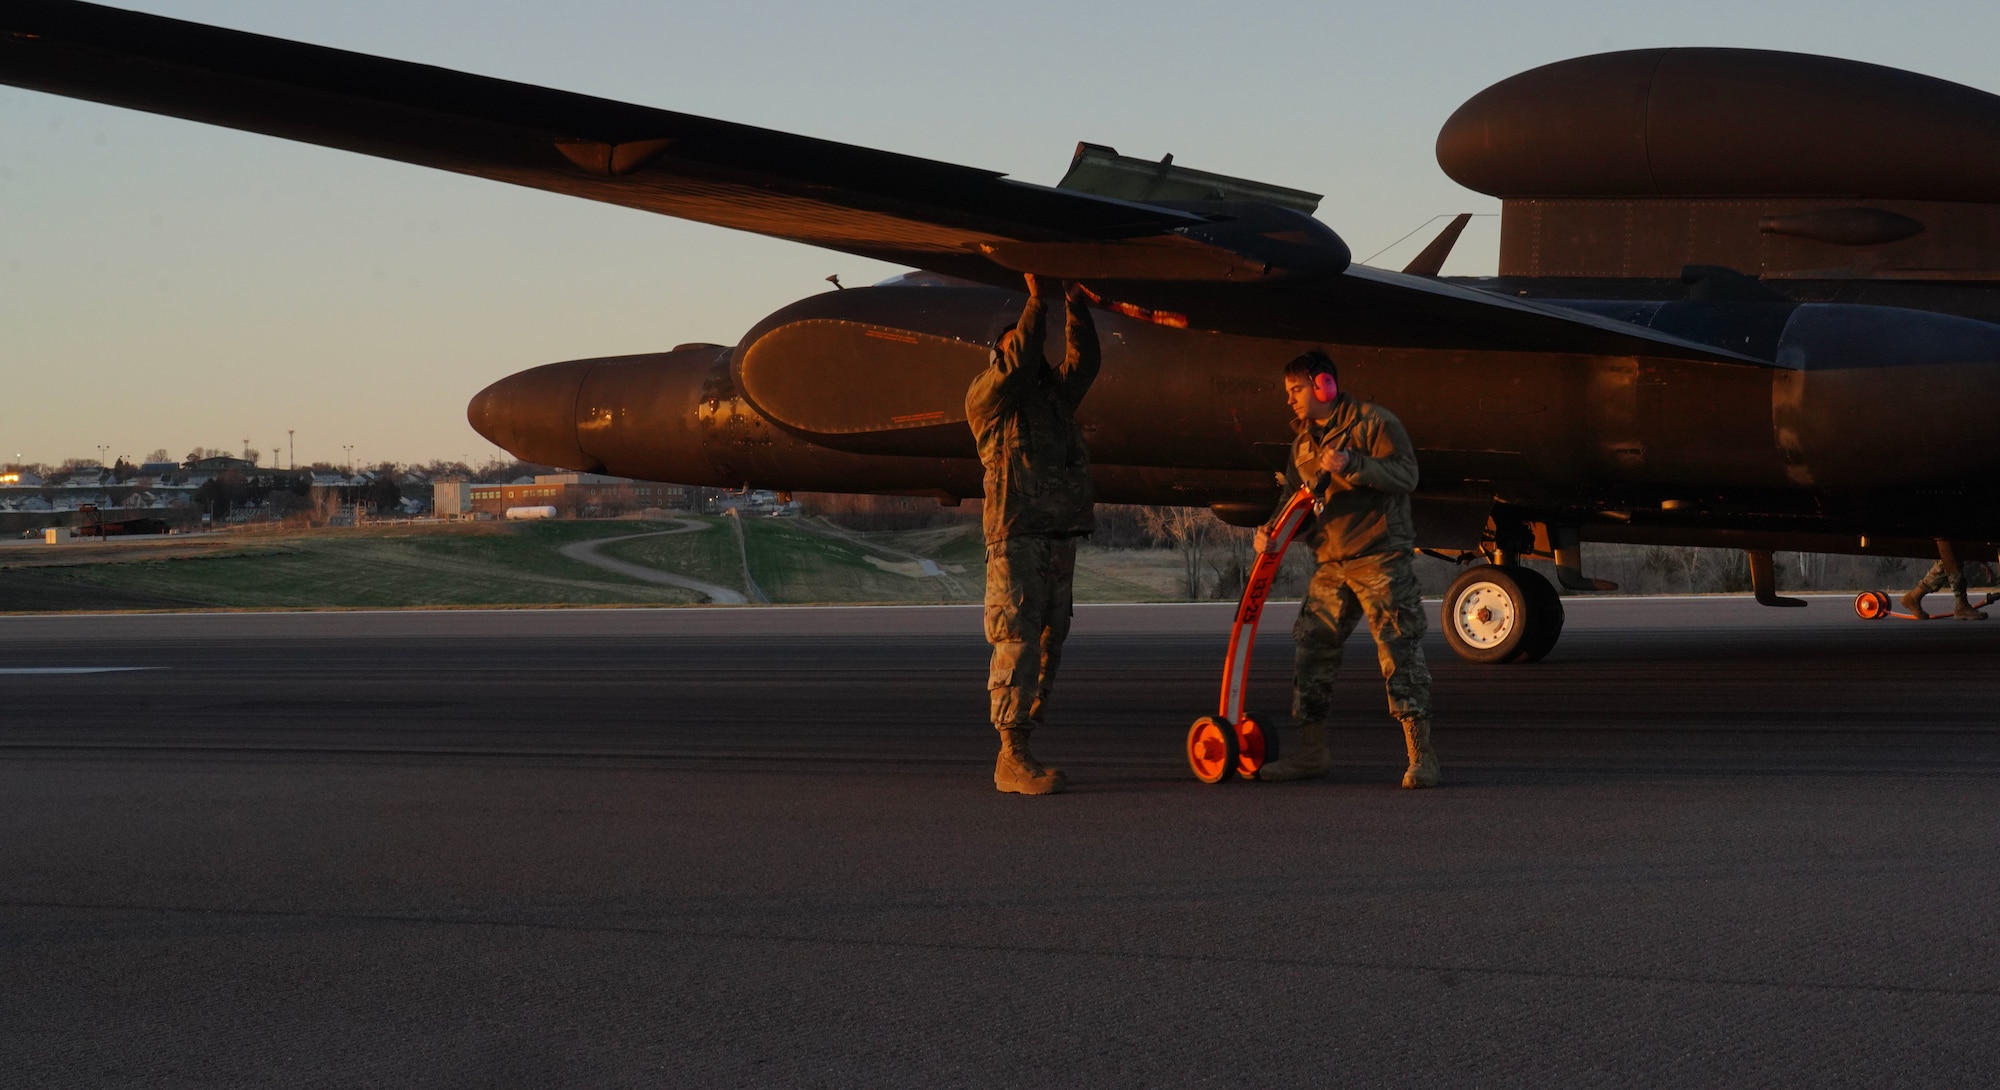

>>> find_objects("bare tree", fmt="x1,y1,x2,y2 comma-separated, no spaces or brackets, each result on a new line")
1208,521,1258,600
1644,546,1703,593
1676,547,1705,592
309,485,345,527
1138,505,1223,599
1792,551,1828,588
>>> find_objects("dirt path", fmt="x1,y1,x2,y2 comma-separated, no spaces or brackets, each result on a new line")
721,511,770,604
558,521,749,605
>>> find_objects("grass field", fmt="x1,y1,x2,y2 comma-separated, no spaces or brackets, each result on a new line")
0,512,1927,614
739,518,1203,604
0,514,1265,613
740,518,968,604
0,521,702,610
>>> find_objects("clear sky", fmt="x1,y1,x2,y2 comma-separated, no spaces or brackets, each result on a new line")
4,0,1998,468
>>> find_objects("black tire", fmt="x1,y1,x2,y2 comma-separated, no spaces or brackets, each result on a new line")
1514,566,1566,663
1442,565,1532,664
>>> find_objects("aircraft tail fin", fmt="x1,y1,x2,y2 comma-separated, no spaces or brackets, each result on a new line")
1401,213,1474,276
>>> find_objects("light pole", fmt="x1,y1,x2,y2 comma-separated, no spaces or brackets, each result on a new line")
96,444,109,467
288,429,295,471
342,445,354,475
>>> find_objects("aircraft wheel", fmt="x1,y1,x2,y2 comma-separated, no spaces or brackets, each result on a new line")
1854,590,1893,620
1235,712,1279,779
1443,565,1540,664
1187,715,1239,784
1514,567,1566,662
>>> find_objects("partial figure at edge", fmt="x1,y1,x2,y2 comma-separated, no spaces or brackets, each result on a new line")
1903,545,1995,620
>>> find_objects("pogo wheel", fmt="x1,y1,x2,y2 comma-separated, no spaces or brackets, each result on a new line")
1854,591,1892,620
1187,715,1240,784
1235,712,1279,779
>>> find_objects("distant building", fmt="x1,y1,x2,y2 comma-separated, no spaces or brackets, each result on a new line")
437,474,685,518
432,480,471,516
184,455,257,475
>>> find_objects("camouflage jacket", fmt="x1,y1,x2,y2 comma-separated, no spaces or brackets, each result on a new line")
965,293,1100,542
1268,395,1420,562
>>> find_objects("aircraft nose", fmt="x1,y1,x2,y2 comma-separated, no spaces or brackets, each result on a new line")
467,360,596,470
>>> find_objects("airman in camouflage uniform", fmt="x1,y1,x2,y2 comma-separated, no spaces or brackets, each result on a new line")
965,274,1099,795
1253,349,1438,788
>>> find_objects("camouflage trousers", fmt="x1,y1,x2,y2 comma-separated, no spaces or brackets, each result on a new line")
1916,559,1998,598
985,534,1078,729
1294,549,1433,725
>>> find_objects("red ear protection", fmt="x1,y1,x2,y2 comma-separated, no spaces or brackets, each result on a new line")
1312,371,1339,403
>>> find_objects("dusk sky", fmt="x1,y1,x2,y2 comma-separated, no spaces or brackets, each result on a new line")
5,0,1997,468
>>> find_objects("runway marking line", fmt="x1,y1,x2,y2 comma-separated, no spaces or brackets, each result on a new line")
0,593,1879,621
0,667,160,674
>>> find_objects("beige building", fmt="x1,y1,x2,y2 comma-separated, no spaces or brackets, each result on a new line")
435,474,684,518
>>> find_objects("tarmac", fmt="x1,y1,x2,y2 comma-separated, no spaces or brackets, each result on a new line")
2,596,1996,1087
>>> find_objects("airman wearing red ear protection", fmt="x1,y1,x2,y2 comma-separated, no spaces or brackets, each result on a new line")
1255,348,1439,788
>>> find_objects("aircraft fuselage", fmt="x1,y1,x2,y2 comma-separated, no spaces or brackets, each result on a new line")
468,279,2000,560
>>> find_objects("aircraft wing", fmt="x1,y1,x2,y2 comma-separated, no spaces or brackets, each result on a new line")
0,0,1331,284
1084,265,1782,363
0,0,1768,366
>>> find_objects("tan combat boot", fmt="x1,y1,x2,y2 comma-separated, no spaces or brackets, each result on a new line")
1954,596,1988,620
1401,718,1440,789
1902,588,1931,619
994,727,1066,795
1257,719,1331,782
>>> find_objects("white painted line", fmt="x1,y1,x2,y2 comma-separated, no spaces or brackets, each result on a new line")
0,667,161,675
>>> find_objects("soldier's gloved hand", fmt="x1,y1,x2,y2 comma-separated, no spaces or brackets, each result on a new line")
1253,528,1271,554
1319,447,1353,475
1023,273,1054,299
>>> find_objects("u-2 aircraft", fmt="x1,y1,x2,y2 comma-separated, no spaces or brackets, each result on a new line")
9,0,2000,662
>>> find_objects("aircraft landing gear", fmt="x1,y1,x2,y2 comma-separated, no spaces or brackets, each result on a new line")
1442,564,1564,664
